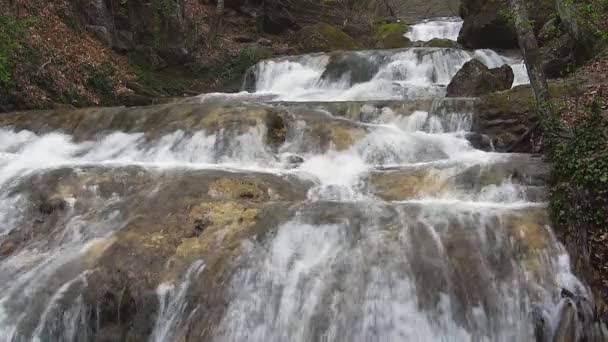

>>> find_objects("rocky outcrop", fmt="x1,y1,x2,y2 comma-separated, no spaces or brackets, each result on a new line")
79,0,193,65
0,165,309,340
537,15,599,78
457,0,554,49
292,23,361,53
370,154,549,201
447,60,514,97
470,73,600,152
375,31,411,49
554,0,598,60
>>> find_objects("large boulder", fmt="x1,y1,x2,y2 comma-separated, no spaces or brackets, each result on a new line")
447,59,514,97
293,23,361,53
540,32,577,78
537,17,591,79
457,0,554,49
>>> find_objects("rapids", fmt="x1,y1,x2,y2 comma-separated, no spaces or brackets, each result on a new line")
0,17,600,342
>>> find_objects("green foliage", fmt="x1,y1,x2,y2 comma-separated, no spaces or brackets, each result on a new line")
564,0,608,41
211,45,273,82
550,102,608,184
128,52,192,96
87,62,117,105
547,100,608,228
0,15,31,85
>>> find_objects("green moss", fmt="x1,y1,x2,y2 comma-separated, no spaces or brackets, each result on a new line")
297,23,360,52
376,31,411,49
374,23,408,41
423,38,462,48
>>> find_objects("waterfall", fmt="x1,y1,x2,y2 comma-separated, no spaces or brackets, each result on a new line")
405,17,464,41
0,17,597,342
235,48,529,102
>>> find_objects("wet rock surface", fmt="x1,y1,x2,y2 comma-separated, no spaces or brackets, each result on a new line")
1,18,602,341
447,59,514,97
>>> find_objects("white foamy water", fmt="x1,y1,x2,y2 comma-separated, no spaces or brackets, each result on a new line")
0,18,594,342
405,17,464,41
150,261,206,342
214,204,584,342
236,48,529,102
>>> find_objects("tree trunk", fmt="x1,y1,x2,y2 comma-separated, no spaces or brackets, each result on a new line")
509,0,551,117
210,0,225,43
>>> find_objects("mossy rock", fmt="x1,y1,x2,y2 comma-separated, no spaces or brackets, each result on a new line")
294,23,361,53
375,31,411,49
374,23,408,40
423,38,462,49
374,22,411,49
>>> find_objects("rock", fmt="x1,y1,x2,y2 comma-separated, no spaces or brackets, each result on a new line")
280,153,305,168
464,132,494,151
39,197,67,215
3,165,310,340
342,24,374,48
374,23,411,49
79,0,192,64
538,17,560,46
0,240,16,257
457,0,554,49
293,23,361,53
256,38,273,46
321,53,380,86
262,11,299,35
85,25,112,46
540,33,577,78
457,0,518,49
370,154,549,201
447,59,514,97
471,76,587,152
233,35,255,43
375,31,411,49
423,38,462,49
554,0,597,60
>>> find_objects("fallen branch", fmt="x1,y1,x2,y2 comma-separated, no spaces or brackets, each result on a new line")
506,121,540,152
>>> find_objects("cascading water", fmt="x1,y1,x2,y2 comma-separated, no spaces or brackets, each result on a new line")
405,17,463,41
0,17,599,342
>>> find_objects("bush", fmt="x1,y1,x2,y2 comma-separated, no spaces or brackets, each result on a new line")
548,100,608,227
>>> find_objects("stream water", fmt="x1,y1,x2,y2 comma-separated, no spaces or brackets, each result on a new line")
0,18,598,342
